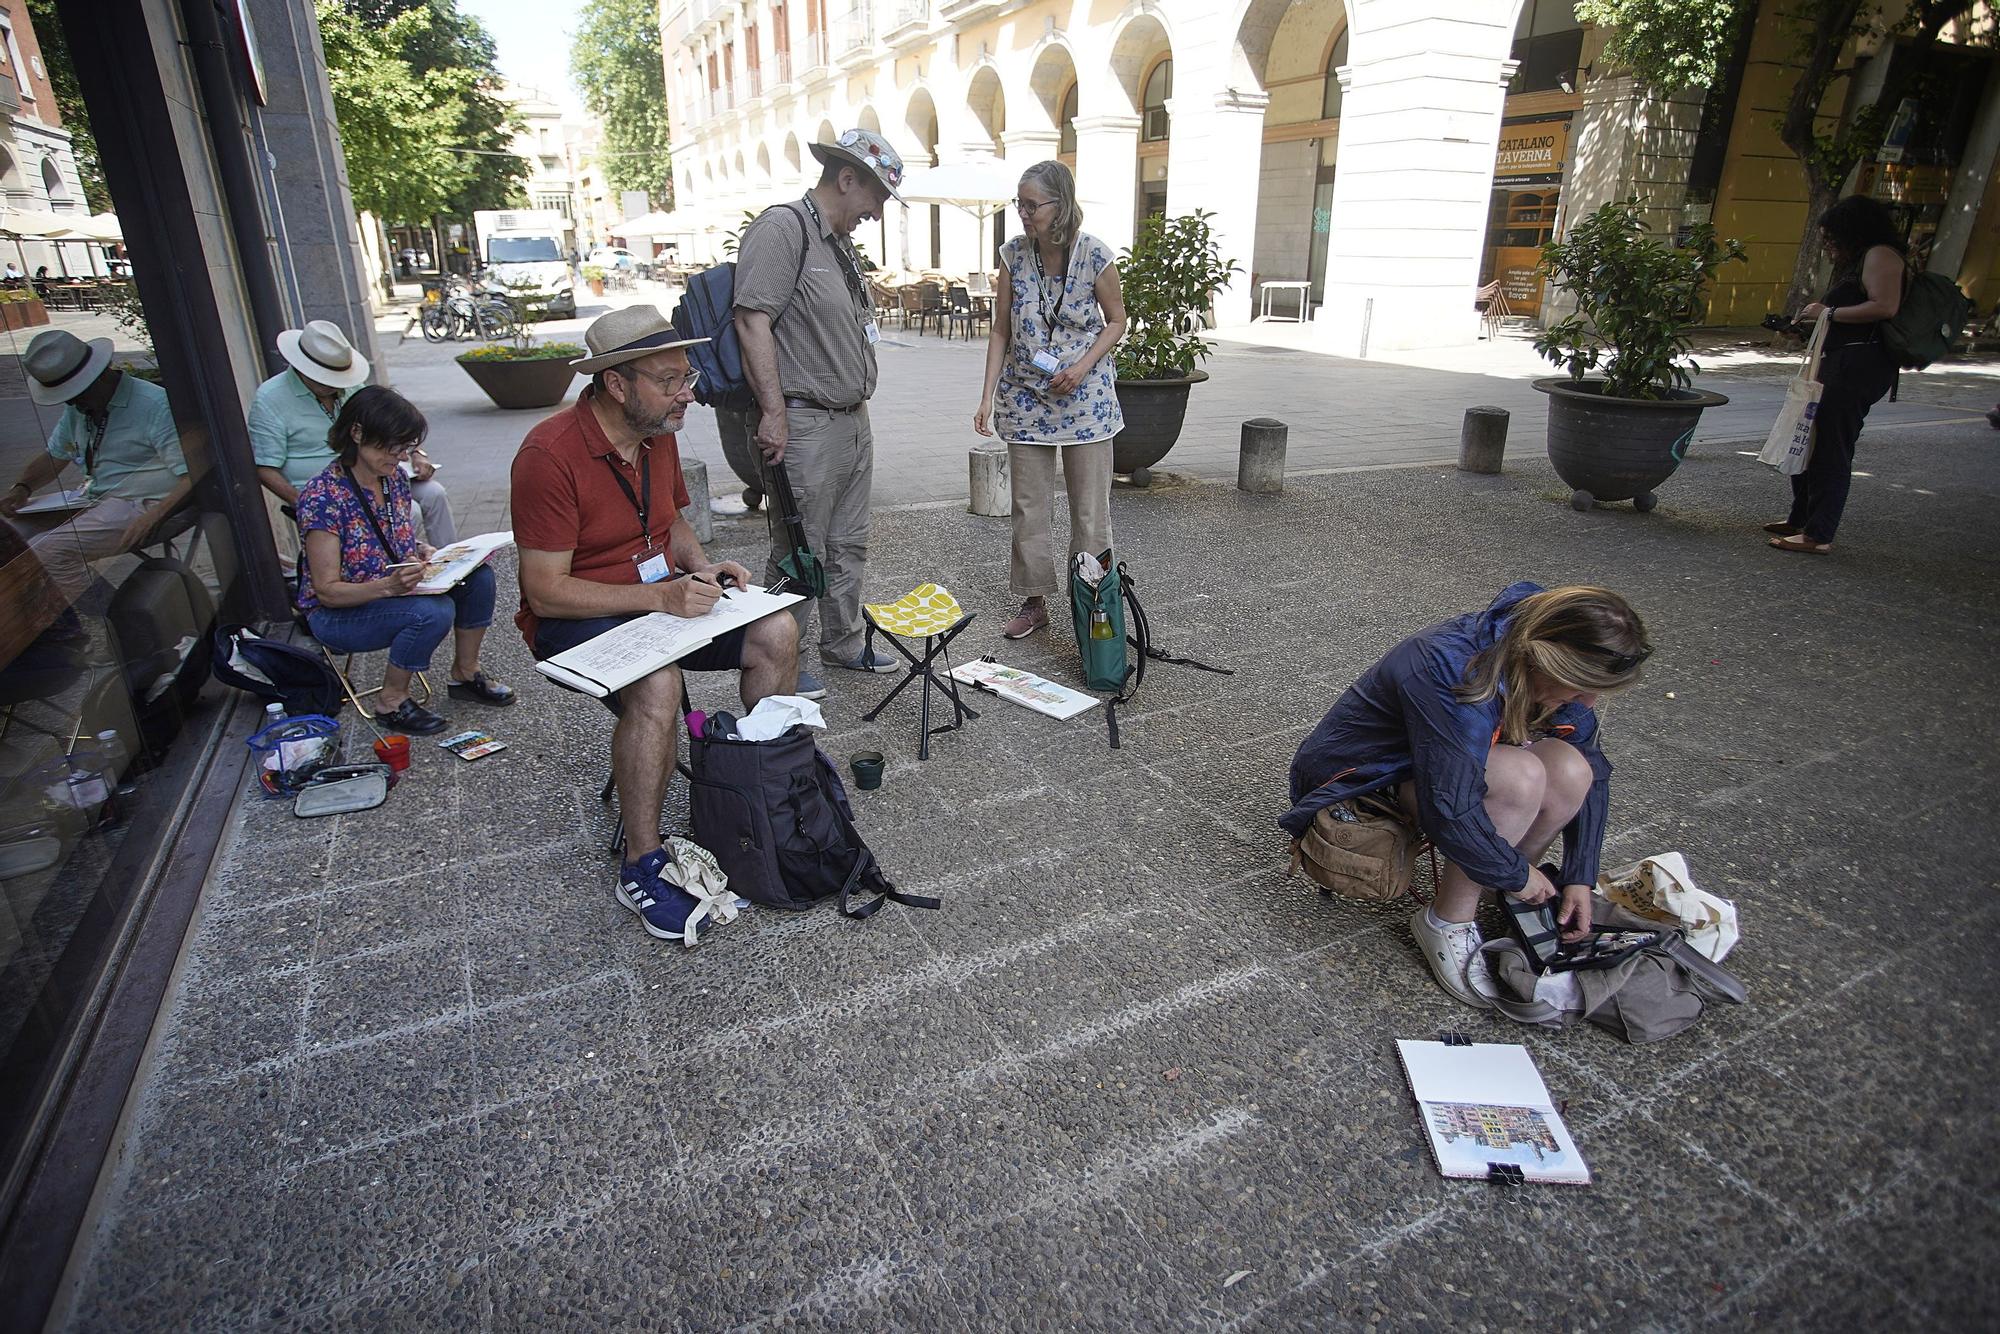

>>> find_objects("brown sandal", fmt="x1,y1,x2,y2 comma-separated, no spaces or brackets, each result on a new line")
1762,521,1802,536
1769,533,1831,555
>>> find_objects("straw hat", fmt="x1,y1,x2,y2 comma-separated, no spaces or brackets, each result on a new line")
809,129,906,202
570,305,708,373
23,329,114,406
277,320,371,389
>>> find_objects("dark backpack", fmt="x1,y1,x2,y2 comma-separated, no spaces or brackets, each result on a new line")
687,725,938,919
104,556,216,763
1883,268,1973,370
672,205,810,411
212,624,346,718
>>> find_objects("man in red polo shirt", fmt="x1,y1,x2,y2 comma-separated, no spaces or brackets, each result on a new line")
513,305,798,944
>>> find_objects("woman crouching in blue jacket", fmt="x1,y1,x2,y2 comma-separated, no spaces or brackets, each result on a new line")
1280,583,1651,1007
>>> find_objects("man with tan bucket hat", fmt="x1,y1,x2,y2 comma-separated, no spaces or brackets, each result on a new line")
512,304,799,945
1,329,191,599
734,127,906,699
249,319,456,554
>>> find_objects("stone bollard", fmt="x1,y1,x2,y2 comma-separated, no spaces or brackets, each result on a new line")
1458,406,1509,474
969,445,1009,517
680,457,714,543
1238,418,1287,494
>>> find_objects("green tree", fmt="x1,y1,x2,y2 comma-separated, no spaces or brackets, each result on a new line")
24,0,111,213
1577,0,1986,312
316,1,471,223
571,0,674,207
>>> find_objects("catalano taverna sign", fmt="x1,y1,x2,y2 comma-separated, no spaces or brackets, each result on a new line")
1495,119,1569,184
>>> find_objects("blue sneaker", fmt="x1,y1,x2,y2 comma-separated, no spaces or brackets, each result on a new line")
824,647,899,674
615,848,705,943
795,669,827,701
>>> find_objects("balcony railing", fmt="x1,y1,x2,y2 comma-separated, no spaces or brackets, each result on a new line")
798,29,831,78
885,1,929,42
837,11,875,61
772,49,793,87
745,66,764,100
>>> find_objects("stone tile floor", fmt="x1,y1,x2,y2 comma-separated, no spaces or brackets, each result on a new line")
55,415,2000,1331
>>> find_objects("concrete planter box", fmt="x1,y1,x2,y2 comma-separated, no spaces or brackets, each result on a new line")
0,298,48,330
1533,377,1729,512
456,354,577,410
1112,370,1208,487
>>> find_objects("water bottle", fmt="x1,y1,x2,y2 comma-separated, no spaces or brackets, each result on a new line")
54,740,111,816
1089,608,1114,640
263,701,288,772
265,702,287,726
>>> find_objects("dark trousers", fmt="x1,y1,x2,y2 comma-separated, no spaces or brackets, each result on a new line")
1790,344,1897,543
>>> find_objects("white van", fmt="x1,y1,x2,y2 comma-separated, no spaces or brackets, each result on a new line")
473,209,576,317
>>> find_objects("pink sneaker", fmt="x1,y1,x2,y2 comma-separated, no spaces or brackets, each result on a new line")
1002,600,1048,639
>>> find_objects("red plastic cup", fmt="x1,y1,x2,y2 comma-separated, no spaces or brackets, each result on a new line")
373,735,411,772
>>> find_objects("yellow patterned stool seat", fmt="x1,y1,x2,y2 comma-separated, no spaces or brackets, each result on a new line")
863,583,966,638
859,583,979,760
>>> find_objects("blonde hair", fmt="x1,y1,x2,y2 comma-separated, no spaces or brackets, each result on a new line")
1018,160,1084,248
1455,586,1650,744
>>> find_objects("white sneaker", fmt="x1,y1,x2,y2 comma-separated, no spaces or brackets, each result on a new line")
1409,908,1495,1009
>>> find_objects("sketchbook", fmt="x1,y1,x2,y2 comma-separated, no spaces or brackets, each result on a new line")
15,487,95,515
948,659,1096,720
413,530,513,594
1394,1039,1590,1186
534,584,805,698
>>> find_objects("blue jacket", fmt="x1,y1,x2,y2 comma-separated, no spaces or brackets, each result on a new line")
1279,582,1611,892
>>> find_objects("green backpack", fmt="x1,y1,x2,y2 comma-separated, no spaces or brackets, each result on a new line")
1882,268,1972,370
1069,552,1233,749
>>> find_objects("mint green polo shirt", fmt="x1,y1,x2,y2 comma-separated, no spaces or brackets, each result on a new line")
47,374,186,502
248,370,354,489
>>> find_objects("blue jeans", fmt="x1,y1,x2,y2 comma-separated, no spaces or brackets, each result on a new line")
307,564,495,672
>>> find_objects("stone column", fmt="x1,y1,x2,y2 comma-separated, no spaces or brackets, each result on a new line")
1165,88,1269,326
1544,74,1707,327
1072,114,1142,254
1002,129,1061,166
1316,3,1519,355
1930,63,2000,281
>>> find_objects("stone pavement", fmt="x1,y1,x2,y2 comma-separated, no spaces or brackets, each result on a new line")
52,401,2000,1329
372,285,1997,526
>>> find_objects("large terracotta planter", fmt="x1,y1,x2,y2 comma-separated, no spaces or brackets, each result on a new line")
1111,370,1208,487
1533,377,1729,512
714,404,765,509
455,354,577,410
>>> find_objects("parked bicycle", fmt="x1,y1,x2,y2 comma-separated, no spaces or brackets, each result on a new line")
419,274,516,343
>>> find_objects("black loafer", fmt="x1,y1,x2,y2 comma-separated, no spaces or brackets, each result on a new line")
447,671,516,706
374,697,449,736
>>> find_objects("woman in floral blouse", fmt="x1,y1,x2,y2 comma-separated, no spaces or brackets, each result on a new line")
296,387,511,735
973,160,1128,640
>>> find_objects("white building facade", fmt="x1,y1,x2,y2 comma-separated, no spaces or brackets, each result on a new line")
659,0,1695,352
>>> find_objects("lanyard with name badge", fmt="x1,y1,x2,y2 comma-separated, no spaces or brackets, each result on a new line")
603,448,670,583
1029,244,1076,378
801,194,880,346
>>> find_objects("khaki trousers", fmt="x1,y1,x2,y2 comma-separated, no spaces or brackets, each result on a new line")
757,404,874,662
25,495,157,601
1007,439,1113,598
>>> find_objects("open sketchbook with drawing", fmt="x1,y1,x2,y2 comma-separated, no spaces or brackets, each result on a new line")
948,658,1097,720
534,585,805,698
1395,1039,1590,1185
413,530,513,594
15,487,94,515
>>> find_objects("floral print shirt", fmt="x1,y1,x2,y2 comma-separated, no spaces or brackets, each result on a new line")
993,232,1125,446
294,462,418,611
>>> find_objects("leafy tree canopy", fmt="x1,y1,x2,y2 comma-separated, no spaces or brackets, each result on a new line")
318,1,525,224
571,0,673,207
1574,0,1754,91
24,0,111,213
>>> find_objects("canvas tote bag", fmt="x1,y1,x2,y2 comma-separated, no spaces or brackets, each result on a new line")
1758,310,1829,476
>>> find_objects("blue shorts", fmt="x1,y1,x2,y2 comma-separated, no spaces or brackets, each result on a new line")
532,613,749,714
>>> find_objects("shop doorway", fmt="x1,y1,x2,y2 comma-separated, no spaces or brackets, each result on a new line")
1307,165,1336,306
1483,187,1560,314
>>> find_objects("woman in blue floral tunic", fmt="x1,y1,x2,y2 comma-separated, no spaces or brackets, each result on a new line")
973,160,1128,639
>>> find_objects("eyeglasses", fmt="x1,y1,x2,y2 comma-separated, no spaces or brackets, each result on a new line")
631,366,702,396
1013,198,1056,215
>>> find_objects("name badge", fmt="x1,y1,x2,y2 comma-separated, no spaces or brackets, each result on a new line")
1031,349,1063,375
635,550,670,584
864,320,881,345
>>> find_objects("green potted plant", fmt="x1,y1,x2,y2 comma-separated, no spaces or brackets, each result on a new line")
582,263,607,297
1532,199,1744,512
1110,210,1238,487
456,279,584,410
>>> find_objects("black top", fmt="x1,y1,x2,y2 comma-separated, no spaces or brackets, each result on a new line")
1822,254,1891,353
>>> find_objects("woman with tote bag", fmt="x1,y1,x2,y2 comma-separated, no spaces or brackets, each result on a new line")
1764,195,1904,555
